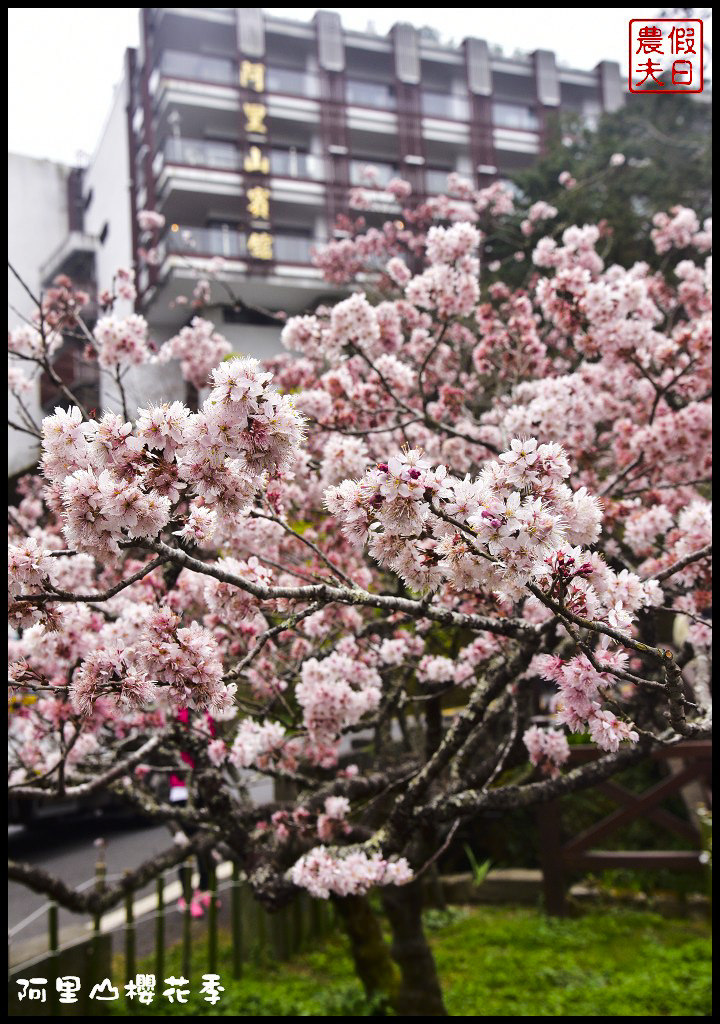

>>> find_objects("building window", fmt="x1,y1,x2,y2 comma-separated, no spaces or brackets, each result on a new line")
205,222,244,259
425,168,454,194
164,137,240,171
160,50,235,86
270,147,313,179
266,66,310,97
349,159,398,187
163,223,316,265
273,229,314,264
492,102,540,132
421,91,469,121
346,79,396,110
165,224,243,259
582,100,601,130
40,337,100,417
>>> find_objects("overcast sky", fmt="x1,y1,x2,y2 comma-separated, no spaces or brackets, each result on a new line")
7,7,707,165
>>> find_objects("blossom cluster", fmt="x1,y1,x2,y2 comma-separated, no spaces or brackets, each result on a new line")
7,175,713,913
523,725,570,777
325,439,606,603
38,354,304,557
63,605,233,717
229,719,287,770
157,317,232,390
651,206,712,255
297,651,383,753
538,654,640,752
9,323,62,360
406,223,481,318
8,536,52,600
137,209,166,232
289,846,413,899
94,315,151,369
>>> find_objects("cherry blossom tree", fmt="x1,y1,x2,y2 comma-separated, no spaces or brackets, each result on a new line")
8,169,712,1015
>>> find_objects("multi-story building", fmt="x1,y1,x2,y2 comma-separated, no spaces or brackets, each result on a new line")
10,8,626,471
7,154,88,475
50,9,627,347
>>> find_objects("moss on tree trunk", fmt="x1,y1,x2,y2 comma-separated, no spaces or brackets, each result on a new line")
333,893,400,1015
382,878,449,1016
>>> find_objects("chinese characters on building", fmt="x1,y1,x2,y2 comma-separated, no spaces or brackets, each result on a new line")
16,974,225,1007
241,59,273,259
629,19,704,93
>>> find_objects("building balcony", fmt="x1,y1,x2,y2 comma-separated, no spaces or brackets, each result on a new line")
142,224,336,331
158,49,236,87
149,56,240,120
156,137,326,185
349,159,398,187
421,90,471,121
148,52,484,127
39,231,97,287
492,128,540,155
152,138,327,222
162,224,317,265
151,50,321,101
162,136,241,172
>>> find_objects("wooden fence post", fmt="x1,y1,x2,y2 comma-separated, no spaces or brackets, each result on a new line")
125,884,136,988
155,874,165,986
92,840,106,992
207,864,218,974
309,896,322,943
253,898,268,964
182,859,192,983
48,902,59,1016
231,864,243,979
270,907,289,962
291,895,304,955
536,799,567,916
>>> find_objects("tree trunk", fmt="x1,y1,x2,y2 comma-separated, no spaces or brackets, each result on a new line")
382,878,449,1016
333,893,400,1015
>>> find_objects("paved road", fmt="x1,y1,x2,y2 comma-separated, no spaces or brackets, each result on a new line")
9,814,174,945
9,776,276,961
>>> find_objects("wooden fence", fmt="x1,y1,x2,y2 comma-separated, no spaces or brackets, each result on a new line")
9,859,336,1015
536,740,712,915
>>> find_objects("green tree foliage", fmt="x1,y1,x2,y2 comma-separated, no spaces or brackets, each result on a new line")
511,92,712,267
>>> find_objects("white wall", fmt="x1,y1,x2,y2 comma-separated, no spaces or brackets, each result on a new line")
205,318,285,361
82,79,134,315
8,70,307,447
8,154,71,476
84,76,188,415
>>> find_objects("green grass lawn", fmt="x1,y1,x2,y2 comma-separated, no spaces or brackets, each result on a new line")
110,904,711,1016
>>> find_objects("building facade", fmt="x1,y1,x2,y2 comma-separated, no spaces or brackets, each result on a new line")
8,154,81,475
48,10,626,345
11,9,626,471
126,9,623,337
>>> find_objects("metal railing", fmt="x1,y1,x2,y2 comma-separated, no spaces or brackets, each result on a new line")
349,159,398,187
162,226,317,265
159,50,236,86
161,138,323,181
166,225,244,259
422,91,471,121
425,168,455,194
164,137,240,171
9,858,336,1014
